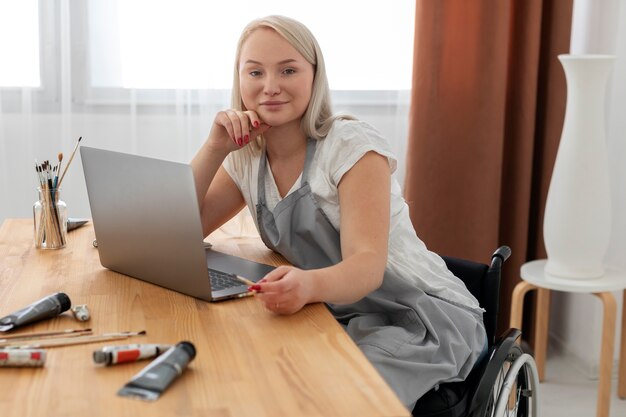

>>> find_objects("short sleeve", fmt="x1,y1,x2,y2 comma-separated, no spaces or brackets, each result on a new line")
222,147,255,194
320,120,398,187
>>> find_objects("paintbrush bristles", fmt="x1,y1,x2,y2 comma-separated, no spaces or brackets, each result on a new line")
57,152,63,185
58,136,82,187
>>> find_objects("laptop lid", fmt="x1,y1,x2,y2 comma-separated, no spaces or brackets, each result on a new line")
80,146,269,301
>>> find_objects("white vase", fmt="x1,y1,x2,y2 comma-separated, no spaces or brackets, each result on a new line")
543,54,615,279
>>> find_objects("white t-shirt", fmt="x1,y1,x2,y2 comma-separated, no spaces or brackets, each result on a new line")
223,119,481,311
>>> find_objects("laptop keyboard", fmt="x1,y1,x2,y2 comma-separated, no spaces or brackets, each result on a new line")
208,268,243,291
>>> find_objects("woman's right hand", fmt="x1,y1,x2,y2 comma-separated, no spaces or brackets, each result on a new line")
207,109,271,153
191,109,270,236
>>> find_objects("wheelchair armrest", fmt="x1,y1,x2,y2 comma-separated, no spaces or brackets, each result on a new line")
491,246,511,263
467,328,521,417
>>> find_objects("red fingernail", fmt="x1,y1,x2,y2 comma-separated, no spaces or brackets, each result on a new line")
238,138,243,146
249,285,262,292
244,134,249,143
254,121,260,128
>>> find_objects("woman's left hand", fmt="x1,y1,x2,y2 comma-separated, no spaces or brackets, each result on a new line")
251,266,315,314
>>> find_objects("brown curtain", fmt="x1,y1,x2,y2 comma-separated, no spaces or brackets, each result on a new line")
405,0,573,335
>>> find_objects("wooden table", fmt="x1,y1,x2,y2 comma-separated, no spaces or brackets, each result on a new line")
0,219,409,417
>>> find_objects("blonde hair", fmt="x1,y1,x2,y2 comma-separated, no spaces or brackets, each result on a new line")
231,15,353,149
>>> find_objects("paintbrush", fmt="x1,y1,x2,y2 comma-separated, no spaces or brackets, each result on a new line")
5,330,146,349
234,275,256,286
57,136,82,187
0,328,92,343
54,152,63,189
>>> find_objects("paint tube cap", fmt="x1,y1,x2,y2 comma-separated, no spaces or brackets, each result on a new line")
177,341,196,360
54,292,72,312
92,350,111,365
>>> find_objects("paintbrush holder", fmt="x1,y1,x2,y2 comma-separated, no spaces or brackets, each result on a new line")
33,187,67,249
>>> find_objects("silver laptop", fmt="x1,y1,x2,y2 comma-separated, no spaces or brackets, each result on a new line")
80,146,274,301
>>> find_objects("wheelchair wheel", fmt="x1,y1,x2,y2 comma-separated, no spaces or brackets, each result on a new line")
484,344,540,417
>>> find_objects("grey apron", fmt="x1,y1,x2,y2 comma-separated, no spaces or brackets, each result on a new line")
255,138,487,410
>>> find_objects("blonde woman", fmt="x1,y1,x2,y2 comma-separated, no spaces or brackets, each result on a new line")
192,15,486,410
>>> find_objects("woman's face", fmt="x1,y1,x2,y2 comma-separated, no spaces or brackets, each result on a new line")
239,28,314,128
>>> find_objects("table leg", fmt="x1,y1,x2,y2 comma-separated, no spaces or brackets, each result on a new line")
617,291,626,400
533,288,550,381
594,292,617,417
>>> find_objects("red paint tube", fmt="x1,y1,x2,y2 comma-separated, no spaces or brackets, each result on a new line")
0,349,47,367
93,344,172,366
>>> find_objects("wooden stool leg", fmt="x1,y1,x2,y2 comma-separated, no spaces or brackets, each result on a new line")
594,292,617,417
617,291,626,400
509,281,544,379
534,288,551,381
510,281,536,330
508,281,534,410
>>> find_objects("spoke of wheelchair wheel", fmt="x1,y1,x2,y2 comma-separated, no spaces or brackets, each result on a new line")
514,384,522,413
491,354,535,417
497,360,516,417
508,377,520,413
494,367,508,417
490,377,497,415
493,370,503,416
490,383,497,417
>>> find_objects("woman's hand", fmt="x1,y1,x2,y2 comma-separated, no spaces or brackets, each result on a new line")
191,109,270,237
251,266,316,314
208,109,271,153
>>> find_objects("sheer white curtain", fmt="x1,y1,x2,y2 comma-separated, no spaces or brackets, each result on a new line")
0,0,414,225
549,0,626,378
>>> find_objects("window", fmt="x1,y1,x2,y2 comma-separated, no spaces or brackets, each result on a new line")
1,1,415,109
89,0,415,91
0,0,40,88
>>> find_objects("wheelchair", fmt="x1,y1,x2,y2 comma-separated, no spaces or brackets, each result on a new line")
412,246,541,417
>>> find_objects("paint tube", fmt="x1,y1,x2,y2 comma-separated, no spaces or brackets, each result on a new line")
93,343,173,366
0,349,46,367
117,341,196,401
0,293,71,332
